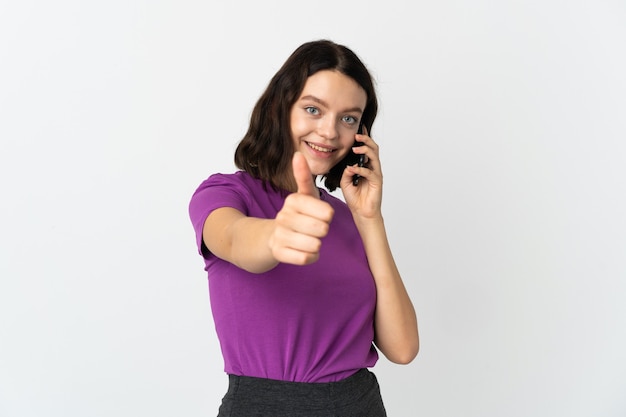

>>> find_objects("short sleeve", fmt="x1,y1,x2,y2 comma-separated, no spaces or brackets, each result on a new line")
188,173,251,257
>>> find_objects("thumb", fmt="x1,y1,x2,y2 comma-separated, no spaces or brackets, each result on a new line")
292,152,318,198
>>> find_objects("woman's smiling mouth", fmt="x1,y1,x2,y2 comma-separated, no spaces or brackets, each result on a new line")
306,142,335,153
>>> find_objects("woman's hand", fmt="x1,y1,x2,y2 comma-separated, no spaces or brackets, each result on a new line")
340,127,383,219
269,152,335,265
203,153,334,273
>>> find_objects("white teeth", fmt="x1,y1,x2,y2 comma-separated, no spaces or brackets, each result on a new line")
307,142,333,153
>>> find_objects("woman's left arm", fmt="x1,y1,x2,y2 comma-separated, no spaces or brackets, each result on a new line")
341,132,419,364
354,215,419,364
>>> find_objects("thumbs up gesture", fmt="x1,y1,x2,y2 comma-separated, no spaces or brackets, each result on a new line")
292,151,319,197
269,152,335,265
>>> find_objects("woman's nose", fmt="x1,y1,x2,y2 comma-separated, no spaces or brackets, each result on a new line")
317,117,338,140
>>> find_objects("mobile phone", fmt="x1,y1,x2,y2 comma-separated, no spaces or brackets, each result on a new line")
351,123,365,186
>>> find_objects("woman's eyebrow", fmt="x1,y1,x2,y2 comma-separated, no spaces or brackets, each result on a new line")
300,95,363,114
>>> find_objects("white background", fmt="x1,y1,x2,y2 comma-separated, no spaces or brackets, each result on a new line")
1,1,625,416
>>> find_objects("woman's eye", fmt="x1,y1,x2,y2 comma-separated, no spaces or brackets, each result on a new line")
305,106,320,115
343,115,358,125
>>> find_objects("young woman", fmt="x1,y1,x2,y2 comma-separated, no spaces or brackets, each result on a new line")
189,39,419,416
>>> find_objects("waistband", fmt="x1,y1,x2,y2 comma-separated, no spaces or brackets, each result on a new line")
226,368,377,408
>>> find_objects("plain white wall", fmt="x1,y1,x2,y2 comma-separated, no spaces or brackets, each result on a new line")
1,1,625,416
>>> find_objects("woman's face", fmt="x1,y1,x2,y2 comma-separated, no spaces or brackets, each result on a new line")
289,70,367,176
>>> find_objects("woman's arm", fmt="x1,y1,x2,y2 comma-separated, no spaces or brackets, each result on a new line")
341,132,419,364
354,215,419,364
202,207,279,273
202,152,335,273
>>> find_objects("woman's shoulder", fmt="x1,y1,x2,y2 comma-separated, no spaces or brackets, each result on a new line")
191,171,283,205
195,170,262,191
189,171,260,217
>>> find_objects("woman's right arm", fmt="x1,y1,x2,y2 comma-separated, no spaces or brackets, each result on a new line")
203,207,279,273
202,152,334,273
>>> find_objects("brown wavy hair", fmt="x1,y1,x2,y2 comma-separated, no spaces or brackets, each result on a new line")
234,39,378,192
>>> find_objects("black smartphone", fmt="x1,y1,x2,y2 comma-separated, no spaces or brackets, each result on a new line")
350,123,365,186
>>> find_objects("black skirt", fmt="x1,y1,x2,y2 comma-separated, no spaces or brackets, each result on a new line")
217,368,387,417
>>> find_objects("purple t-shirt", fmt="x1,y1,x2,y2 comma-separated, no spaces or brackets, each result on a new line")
188,171,378,383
